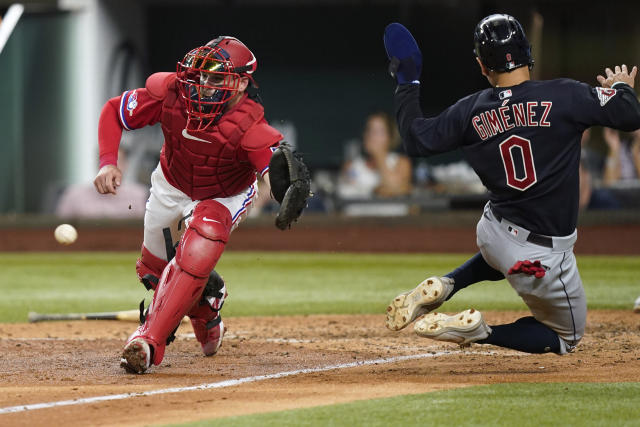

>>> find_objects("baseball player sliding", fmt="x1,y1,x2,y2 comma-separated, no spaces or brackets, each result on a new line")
95,37,310,373
384,14,640,354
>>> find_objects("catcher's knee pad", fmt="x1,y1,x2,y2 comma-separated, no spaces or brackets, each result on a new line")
136,245,168,291
178,200,231,278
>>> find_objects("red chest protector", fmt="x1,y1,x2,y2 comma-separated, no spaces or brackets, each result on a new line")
158,82,266,200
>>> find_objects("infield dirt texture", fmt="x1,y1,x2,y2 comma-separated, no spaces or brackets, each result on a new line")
0,217,639,426
0,311,639,426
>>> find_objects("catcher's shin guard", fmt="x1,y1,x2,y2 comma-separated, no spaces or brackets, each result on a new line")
131,200,231,366
188,270,228,356
136,245,168,291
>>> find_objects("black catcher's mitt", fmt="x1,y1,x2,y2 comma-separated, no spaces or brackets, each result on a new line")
268,143,311,230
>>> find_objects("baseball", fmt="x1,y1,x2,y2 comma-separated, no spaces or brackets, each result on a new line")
54,224,78,245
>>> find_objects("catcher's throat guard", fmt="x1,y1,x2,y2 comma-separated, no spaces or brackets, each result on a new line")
268,143,311,230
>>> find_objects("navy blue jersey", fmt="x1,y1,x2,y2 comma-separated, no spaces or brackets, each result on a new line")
395,79,640,236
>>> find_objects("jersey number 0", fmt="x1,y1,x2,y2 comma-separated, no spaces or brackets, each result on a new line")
499,135,537,191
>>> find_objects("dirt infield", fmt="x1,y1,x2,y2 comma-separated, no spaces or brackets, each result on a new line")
1,310,639,426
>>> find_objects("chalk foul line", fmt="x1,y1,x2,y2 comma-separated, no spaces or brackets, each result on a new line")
0,350,484,415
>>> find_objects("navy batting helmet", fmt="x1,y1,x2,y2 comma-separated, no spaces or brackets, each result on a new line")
473,14,534,72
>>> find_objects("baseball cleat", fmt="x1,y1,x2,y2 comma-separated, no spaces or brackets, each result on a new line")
120,338,152,374
414,308,492,345
191,316,226,356
634,296,640,313
386,276,454,331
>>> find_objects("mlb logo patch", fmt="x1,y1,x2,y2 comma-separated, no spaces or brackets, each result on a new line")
499,89,512,100
507,226,518,237
595,87,617,107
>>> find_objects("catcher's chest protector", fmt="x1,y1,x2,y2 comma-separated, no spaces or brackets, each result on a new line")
159,90,265,200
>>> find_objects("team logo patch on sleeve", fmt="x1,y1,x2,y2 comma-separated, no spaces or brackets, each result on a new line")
595,87,617,107
126,90,138,116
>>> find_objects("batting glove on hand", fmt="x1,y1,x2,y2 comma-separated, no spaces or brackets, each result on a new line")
383,23,422,85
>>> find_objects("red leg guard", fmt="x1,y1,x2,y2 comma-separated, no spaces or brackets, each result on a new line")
136,245,168,291
128,200,231,366
187,277,228,355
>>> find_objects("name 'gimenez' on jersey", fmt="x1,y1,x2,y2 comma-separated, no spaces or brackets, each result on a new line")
395,79,640,236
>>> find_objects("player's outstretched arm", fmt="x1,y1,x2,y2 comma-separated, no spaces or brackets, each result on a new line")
94,164,122,195
589,64,640,132
597,64,638,88
383,23,422,85
383,23,425,156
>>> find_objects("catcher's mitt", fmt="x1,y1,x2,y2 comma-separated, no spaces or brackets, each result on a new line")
268,143,311,230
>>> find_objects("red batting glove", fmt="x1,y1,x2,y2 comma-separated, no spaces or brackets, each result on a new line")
508,259,546,278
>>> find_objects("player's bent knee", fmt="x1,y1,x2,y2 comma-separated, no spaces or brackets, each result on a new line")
176,229,226,278
177,201,231,278
188,200,232,244
136,245,168,290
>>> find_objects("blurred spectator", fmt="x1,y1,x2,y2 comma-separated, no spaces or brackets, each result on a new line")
579,128,621,210
337,112,412,198
602,128,640,185
579,129,594,210
55,148,148,219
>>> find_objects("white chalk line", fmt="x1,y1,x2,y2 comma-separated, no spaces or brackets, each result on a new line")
0,350,482,415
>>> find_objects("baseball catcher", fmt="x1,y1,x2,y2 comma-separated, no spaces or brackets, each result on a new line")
94,36,309,374
384,15,640,354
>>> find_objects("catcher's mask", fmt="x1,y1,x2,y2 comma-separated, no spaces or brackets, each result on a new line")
176,36,257,130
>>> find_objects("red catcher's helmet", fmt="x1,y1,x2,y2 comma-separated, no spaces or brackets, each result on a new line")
176,36,257,130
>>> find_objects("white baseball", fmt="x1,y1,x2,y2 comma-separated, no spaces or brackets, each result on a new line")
54,224,78,245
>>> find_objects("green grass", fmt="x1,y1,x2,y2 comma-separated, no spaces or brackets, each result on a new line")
170,382,640,427
0,252,638,322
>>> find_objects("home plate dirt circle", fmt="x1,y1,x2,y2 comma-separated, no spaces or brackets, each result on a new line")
0,311,639,426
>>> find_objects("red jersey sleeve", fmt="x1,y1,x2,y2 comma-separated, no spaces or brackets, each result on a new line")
241,121,283,176
248,145,280,177
117,88,163,131
98,88,163,168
